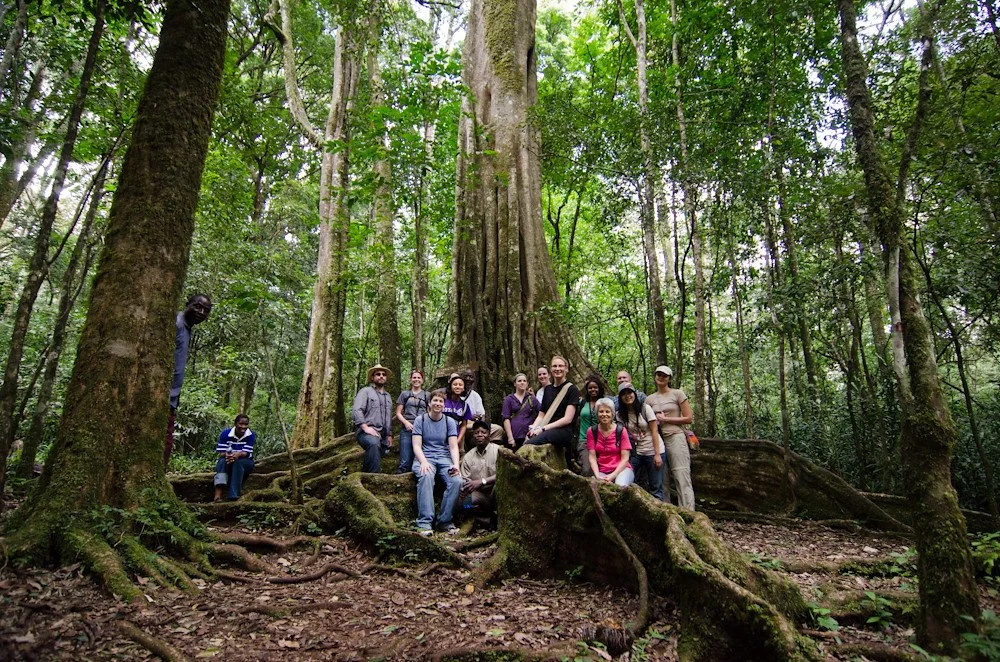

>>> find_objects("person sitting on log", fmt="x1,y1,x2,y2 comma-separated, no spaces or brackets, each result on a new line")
587,398,634,487
213,413,255,502
616,382,663,499
525,355,580,469
352,363,394,473
577,375,605,477
444,374,474,449
646,365,695,510
459,419,499,528
412,389,463,536
394,370,429,475
501,372,537,450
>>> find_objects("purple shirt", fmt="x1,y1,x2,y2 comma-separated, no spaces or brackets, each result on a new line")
501,393,537,440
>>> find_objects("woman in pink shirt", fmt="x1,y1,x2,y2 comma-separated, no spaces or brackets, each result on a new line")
586,398,634,486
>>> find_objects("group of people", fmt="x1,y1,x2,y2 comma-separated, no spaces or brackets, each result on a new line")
350,355,697,535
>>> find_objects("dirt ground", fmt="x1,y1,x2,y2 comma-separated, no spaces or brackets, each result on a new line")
1,509,995,660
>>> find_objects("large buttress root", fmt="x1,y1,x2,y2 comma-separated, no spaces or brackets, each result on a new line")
489,447,818,661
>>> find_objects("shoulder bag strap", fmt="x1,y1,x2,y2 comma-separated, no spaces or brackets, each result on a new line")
539,381,572,427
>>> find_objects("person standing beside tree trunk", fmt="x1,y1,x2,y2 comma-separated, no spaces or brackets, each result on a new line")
166,293,212,465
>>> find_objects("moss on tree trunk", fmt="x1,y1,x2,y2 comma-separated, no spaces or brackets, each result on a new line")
1,0,230,599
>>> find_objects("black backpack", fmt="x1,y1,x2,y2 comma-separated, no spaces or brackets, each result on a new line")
590,423,624,448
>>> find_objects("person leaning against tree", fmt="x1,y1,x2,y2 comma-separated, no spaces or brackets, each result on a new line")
645,365,695,510
166,293,212,466
525,355,579,467
352,363,394,473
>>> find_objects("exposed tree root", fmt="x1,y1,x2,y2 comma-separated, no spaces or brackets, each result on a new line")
490,445,816,661
587,481,649,634
266,561,360,584
452,532,499,552
211,568,255,583
419,561,449,577
65,528,143,603
204,542,272,573
118,620,192,662
321,472,470,568
828,642,920,661
215,532,314,552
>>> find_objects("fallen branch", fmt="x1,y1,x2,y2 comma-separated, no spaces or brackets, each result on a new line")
419,561,448,577
212,568,255,583
266,561,360,584
118,620,192,662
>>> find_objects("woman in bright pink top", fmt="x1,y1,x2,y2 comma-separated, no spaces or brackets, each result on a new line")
586,398,634,487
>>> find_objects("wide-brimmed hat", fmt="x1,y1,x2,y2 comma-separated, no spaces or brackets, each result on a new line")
654,365,673,377
367,363,393,382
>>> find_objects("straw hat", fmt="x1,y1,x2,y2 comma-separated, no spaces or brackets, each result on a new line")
366,363,393,382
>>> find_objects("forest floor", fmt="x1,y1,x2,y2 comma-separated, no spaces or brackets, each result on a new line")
1,495,997,661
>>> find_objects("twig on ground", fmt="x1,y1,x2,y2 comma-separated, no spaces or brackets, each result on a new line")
118,620,192,662
419,561,448,577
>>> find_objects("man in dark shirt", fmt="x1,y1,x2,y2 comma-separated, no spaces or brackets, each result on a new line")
166,293,212,466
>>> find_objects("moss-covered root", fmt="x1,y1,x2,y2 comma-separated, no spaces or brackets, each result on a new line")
64,528,144,603
492,449,818,662
321,472,469,567
118,536,197,593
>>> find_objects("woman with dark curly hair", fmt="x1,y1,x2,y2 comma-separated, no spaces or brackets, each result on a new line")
576,376,605,476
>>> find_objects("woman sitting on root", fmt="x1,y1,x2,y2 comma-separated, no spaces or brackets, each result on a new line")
525,355,580,468
214,413,255,501
501,373,537,450
587,398,634,486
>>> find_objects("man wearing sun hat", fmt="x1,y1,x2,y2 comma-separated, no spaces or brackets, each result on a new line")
352,363,395,473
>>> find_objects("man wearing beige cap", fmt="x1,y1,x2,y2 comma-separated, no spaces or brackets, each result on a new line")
352,363,395,472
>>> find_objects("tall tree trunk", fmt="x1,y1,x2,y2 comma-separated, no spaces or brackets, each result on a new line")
619,0,667,365
368,44,401,395
915,240,1000,526
669,0,704,427
447,0,594,413
16,157,109,478
3,0,228,556
0,60,45,229
837,0,979,650
729,248,754,439
671,181,688,382
275,0,360,448
0,0,105,474
0,0,27,96
411,120,434,373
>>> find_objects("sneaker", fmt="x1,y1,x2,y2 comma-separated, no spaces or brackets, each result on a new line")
438,524,460,536
417,528,433,537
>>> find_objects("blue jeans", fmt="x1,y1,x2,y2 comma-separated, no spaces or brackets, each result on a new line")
632,453,665,500
397,428,415,472
414,457,463,530
214,457,254,499
357,429,387,473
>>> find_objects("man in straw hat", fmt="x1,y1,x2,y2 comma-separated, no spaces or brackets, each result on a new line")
352,363,395,472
